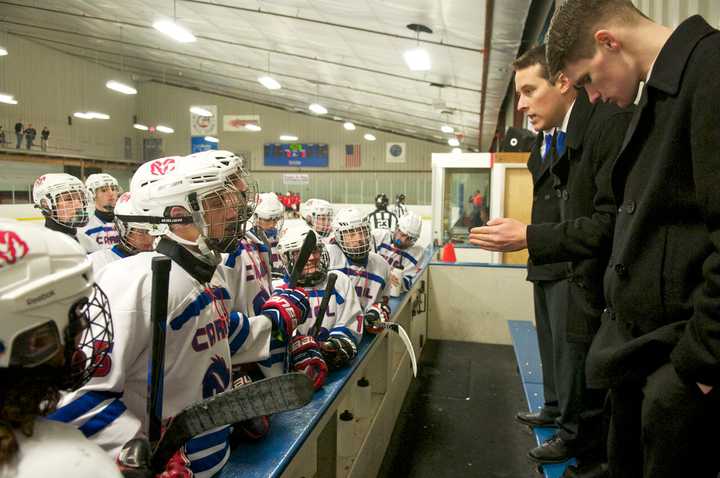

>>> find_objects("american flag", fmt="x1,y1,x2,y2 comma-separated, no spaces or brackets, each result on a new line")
345,144,361,168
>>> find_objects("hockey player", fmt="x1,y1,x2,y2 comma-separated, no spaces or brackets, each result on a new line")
277,224,364,390
392,193,408,218
49,154,310,477
373,212,425,293
367,193,398,231
32,173,90,240
87,192,155,275
77,173,121,253
251,192,285,275
300,198,334,241
0,221,118,477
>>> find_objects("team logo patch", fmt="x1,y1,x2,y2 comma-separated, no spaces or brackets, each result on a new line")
0,230,30,267
117,192,132,203
150,158,176,176
34,175,46,187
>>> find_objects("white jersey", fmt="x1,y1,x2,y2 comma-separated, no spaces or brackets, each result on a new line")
77,212,120,253
49,251,274,477
367,209,398,231
391,203,408,218
280,271,363,347
88,245,129,276
326,244,391,312
372,229,424,292
6,419,121,478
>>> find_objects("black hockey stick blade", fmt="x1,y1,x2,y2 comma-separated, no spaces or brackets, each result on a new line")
148,256,172,446
310,272,338,338
288,229,317,288
151,373,313,471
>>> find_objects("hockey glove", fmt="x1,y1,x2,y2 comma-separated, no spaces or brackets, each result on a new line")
261,288,310,342
320,336,358,370
230,364,270,442
117,439,193,478
290,335,328,390
364,303,391,334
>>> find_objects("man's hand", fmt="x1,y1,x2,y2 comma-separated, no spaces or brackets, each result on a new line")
468,217,529,252
698,383,713,395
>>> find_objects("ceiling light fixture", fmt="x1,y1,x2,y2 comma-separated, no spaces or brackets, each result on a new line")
0,47,8,56
204,136,219,143
133,123,149,131
309,103,327,115
106,80,137,95
403,23,433,71
258,75,281,90
279,134,298,141
343,122,356,131
364,133,376,141
73,112,92,119
245,124,262,132
87,111,110,120
156,125,174,133
448,137,460,147
0,93,18,105
451,147,462,154
441,124,454,134
189,106,213,117
153,19,196,43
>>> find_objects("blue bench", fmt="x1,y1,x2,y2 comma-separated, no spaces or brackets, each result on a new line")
508,320,576,478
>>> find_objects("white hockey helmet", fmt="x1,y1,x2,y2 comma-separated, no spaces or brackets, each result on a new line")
85,173,121,198
276,223,329,286
253,192,285,235
332,207,371,262
130,154,250,253
0,221,113,389
396,212,422,245
301,198,334,238
113,192,155,253
32,173,90,228
299,199,318,224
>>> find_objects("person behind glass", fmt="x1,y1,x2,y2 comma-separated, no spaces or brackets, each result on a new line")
32,173,90,240
546,1,720,477
0,126,6,147
14,120,22,149
23,124,36,150
40,127,50,152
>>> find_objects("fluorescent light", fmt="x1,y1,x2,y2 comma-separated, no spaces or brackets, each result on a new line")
152,19,196,43
0,47,7,56
0,93,18,105
279,134,298,141
440,124,454,133
156,125,174,134
204,136,219,143
448,137,460,147
190,106,213,117
106,80,137,95
343,122,356,131
133,123,149,131
308,103,328,115
403,47,431,71
87,111,110,120
245,124,262,132
73,112,92,119
451,147,462,154
258,75,281,90
364,133,376,141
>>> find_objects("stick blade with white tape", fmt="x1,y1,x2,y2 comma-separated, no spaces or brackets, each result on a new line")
152,373,313,471
378,322,418,377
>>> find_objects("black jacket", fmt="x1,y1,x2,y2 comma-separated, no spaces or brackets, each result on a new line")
585,15,720,388
526,130,570,282
526,90,633,342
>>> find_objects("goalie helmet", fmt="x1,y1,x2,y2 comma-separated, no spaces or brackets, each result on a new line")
332,207,371,262
300,199,334,238
113,192,155,254
395,212,422,247
0,220,113,390
375,193,389,210
85,173,121,199
130,154,250,254
33,173,90,228
276,223,329,286
253,192,285,236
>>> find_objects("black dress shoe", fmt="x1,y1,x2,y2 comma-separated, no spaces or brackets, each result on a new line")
561,462,608,478
528,435,572,463
515,409,559,427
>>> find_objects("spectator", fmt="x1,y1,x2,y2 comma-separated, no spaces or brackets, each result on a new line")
41,126,50,151
14,120,22,148
24,123,36,150
0,126,5,147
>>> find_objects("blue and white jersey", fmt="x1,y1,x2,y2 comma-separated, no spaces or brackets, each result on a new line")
88,245,129,276
49,251,274,478
372,229,424,292
326,243,390,312
262,228,283,274
77,211,120,253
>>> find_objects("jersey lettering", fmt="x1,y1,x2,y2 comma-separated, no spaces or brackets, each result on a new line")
191,317,230,351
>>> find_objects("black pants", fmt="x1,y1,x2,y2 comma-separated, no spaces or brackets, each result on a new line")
608,362,720,477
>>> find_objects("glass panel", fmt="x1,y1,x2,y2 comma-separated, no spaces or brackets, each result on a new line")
442,168,491,243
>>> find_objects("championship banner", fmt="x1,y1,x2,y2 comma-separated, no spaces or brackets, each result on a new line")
191,136,218,153
190,105,217,136
386,142,406,163
223,115,260,132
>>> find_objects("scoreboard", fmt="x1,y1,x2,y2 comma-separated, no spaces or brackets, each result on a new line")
263,143,329,167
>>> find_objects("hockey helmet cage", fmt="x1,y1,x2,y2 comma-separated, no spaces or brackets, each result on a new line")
332,207,372,262
33,173,90,228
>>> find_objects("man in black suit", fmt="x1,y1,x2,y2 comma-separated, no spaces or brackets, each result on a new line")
543,1,720,477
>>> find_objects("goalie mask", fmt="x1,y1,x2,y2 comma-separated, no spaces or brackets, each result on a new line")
277,224,329,287
0,221,113,390
300,199,334,238
113,192,155,254
332,207,371,262
253,192,285,238
33,173,90,228
394,212,422,249
85,173,121,212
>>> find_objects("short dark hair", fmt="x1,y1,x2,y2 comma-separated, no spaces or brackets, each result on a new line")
546,0,648,77
512,44,552,82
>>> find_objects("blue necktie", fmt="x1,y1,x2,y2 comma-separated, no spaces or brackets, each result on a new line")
556,131,567,157
542,133,553,161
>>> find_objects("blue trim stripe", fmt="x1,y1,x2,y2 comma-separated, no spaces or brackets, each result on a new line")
170,288,231,331
78,399,127,437
185,426,231,455
85,225,114,236
308,288,344,305
339,268,386,288
403,276,413,290
47,390,122,423
189,442,230,473
329,326,358,346
224,248,240,268
259,352,286,367
111,245,128,258
378,243,419,265
228,312,250,355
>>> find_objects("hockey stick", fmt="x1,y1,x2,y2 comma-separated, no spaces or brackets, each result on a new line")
288,230,317,288
151,373,313,471
375,322,418,377
148,256,172,446
310,272,338,338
